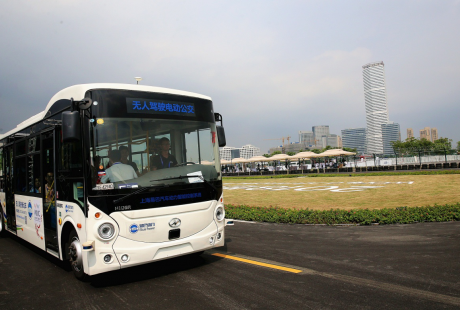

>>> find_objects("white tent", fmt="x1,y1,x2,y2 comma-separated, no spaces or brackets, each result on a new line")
317,149,356,157
247,155,270,162
290,151,317,159
265,154,294,161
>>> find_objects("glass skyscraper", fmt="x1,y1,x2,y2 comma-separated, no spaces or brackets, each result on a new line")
312,125,329,148
341,128,367,154
362,61,390,154
381,122,400,155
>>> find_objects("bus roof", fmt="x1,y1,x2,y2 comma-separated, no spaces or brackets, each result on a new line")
0,83,212,140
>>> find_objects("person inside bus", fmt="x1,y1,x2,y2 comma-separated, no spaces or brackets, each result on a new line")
44,172,56,229
150,137,178,170
101,150,138,183
30,178,41,193
119,145,141,176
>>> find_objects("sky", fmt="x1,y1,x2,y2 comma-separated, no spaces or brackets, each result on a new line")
1,0,459,153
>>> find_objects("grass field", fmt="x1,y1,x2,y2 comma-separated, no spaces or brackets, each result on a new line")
223,174,460,210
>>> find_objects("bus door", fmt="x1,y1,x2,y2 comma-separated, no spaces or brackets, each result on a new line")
4,145,16,233
42,131,58,253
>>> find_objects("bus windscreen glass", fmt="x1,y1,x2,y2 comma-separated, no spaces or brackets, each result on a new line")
89,117,221,191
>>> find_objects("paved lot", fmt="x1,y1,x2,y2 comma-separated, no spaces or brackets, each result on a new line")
1,221,459,309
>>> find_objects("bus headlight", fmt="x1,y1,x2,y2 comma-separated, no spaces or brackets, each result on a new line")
98,223,115,240
215,206,225,222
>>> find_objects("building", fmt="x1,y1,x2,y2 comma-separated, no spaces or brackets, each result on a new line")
431,128,438,142
312,125,329,148
326,134,341,148
407,128,414,139
341,128,367,154
298,131,315,146
420,127,431,141
381,122,401,155
239,144,261,159
219,146,239,161
268,146,283,154
219,144,260,160
362,61,390,154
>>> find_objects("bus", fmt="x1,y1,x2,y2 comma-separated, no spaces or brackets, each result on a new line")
0,83,231,280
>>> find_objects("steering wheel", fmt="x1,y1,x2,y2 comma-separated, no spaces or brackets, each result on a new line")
176,162,197,167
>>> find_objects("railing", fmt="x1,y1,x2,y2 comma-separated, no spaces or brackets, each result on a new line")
221,155,460,176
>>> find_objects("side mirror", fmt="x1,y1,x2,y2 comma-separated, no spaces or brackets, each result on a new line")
216,126,226,147
62,111,81,142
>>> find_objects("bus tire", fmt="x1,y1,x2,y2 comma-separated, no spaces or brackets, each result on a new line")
67,230,88,281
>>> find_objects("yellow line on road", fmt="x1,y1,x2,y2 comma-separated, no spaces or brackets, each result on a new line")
212,253,302,274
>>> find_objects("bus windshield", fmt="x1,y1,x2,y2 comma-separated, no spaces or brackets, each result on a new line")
90,117,221,191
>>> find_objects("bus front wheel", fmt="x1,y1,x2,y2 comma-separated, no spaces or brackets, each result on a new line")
67,230,88,280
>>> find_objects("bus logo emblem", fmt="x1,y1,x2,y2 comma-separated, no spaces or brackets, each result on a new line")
169,218,181,228
129,224,139,234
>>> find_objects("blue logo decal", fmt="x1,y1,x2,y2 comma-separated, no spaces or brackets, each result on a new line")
129,224,139,234
28,202,33,219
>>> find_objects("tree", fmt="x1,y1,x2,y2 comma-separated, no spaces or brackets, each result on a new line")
343,147,357,153
269,151,281,157
286,152,296,156
390,140,405,155
310,148,322,154
433,137,452,151
457,141,460,151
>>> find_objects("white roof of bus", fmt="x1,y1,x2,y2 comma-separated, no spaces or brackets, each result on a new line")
0,83,212,140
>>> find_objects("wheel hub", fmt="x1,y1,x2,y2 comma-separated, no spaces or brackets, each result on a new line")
68,239,83,272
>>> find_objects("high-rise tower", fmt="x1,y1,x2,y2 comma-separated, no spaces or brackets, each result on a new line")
407,128,414,139
362,61,390,154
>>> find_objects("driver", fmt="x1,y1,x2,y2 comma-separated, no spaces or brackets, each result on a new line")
150,137,177,170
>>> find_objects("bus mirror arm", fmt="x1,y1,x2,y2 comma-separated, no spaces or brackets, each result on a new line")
214,113,223,126
71,97,93,111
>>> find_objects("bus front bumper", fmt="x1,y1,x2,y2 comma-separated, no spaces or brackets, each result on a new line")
87,220,223,275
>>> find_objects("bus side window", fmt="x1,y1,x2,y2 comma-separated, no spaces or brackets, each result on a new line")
15,157,27,193
73,182,84,207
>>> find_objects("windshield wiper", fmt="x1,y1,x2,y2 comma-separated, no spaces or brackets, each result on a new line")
113,184,169,204
150,175,217,192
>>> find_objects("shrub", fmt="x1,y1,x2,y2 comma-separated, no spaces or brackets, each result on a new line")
224,203,460,225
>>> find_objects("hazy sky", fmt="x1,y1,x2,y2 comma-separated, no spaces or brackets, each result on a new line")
1,1,459,153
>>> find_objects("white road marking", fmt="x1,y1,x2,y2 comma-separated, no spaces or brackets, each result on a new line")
224,181,414,192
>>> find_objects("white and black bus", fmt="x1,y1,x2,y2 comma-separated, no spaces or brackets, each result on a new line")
0,84,231,279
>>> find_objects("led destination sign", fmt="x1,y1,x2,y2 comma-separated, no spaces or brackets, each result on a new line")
126,98,195,116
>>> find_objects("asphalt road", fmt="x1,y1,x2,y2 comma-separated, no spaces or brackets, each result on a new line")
1,221,459,309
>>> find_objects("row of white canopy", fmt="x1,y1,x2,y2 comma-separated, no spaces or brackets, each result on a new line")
220,149,356,165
